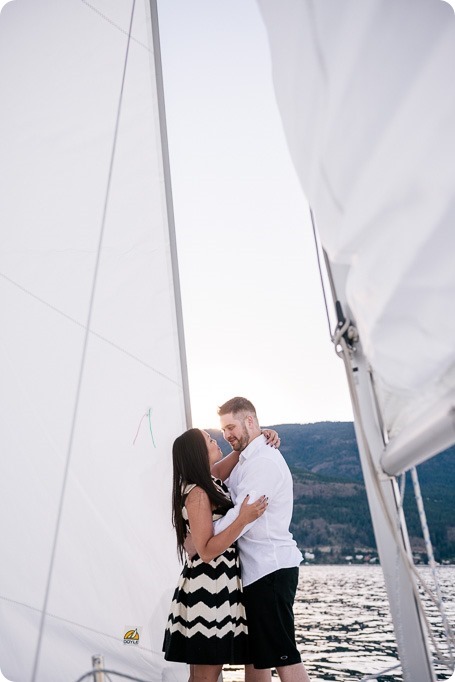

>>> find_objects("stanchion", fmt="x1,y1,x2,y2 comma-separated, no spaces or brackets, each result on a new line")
91,655,105,682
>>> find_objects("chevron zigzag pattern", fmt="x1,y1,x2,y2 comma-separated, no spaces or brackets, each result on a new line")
167,617,248,639
175,569,241,595
171,586,244,609
167,599,247,625
163,477,249,664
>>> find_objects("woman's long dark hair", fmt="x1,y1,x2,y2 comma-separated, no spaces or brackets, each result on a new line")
172,428,232,560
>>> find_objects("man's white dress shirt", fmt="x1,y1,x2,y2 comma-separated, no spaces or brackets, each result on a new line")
214,434,302,587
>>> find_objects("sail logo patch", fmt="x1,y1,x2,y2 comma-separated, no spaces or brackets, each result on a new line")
124,627,141,645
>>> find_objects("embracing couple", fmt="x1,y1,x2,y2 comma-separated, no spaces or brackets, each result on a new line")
163,397,311,682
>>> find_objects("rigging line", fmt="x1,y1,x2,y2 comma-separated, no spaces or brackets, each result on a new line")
309,206,333,339
30,2,138,680
81,0,151,53
411,466,455,661
388,451,455,655
0,271,182,388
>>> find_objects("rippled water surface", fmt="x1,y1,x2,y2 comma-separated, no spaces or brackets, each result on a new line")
223,565,455,682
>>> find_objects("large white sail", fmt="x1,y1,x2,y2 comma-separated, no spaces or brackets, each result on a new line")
257,1,455,680
0,1,189,680
257,0,455,445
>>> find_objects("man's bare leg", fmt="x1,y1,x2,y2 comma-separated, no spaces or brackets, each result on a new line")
276,663,311,682
244,664,272,682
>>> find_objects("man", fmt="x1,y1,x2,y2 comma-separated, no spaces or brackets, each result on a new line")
214,397,311,682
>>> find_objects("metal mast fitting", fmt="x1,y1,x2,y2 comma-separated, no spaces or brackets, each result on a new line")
91,655,105,682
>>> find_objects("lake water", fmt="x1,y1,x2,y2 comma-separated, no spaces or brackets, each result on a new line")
223,564,455,682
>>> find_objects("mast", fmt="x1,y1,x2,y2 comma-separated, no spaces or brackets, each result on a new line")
148,0,192,429
323,256,435,682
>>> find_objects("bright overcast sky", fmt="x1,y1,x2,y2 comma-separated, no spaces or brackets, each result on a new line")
157,0,353,427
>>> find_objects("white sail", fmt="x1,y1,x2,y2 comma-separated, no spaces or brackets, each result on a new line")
257,1,455,680
257,0,455,444
0,1,189,680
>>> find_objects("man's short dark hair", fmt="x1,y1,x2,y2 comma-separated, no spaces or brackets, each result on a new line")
217,397,257,418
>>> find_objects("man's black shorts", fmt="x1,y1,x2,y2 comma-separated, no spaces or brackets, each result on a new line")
243,567,302,669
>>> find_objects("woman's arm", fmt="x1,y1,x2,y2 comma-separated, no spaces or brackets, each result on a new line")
211,450,239,481
210,429,281,481
185,487,267,563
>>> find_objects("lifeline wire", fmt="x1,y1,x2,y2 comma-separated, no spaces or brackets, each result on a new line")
30,2,137,680
74,669,152,682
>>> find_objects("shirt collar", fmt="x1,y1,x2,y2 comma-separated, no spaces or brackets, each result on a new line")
240,433,266,462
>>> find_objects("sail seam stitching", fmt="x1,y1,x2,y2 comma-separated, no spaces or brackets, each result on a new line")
81,0,151,53
0,271,182,388
31,2,138,679
0,594,154,653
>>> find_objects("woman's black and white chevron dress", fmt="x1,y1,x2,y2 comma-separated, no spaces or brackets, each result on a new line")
163,477,249,664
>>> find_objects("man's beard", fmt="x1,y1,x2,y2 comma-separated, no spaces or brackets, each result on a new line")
229,423,250,452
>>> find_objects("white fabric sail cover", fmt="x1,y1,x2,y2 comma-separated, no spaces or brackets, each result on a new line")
257,0,455,438
0,1,188,681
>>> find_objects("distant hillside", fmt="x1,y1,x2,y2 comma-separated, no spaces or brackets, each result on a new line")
208,422,455,563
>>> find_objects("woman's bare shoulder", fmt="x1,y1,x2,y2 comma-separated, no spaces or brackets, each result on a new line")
185,486,209,505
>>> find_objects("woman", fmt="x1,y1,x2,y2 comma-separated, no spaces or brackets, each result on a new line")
162,428,272,682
